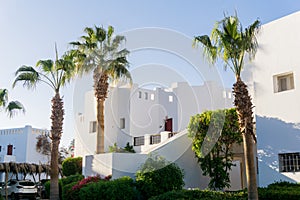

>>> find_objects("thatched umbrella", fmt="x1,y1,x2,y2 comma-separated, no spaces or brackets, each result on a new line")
41,164,50,178
9,162,19,180
0,163,4,172
0,162,51,199
35,163,43,182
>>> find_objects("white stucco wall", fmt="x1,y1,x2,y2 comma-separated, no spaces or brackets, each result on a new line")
243,11,300,186
172,81,232,131
76,81,237,188
0,125,49,164
0,125,50,182
75,81,232,157
84,130,243,190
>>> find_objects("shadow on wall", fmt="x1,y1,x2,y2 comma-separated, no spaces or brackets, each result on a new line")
256,115,300,187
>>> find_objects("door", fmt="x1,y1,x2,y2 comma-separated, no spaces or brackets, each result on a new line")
7,145,13,155
165,118,173,132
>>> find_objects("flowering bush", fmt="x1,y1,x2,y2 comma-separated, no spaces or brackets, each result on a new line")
72,175,111,191
62,175,112,200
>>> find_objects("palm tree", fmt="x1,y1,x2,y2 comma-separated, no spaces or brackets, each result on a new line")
0,88,24,117
194,15,260,200
70,25,131,153
13,46,76,200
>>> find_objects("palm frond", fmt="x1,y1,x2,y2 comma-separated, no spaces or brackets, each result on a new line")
13,66,40,89
95,26,107,42
0,89,8,107
84,27,94,37
194,35,218,64
6,101,25,118
244,19,261,60
194,14,260,78
107,56,132,83
69,41,82,47
36,60,54,73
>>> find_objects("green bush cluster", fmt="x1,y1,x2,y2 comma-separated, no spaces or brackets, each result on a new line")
44,179,63,200
150,182,300,200
62,157,82,176
149,189,247,200
258,181,300,200
61,174,84,186
108,142,135,153
62,181,78,200
135,155,184,199
78,176,137,200
45,174,84,199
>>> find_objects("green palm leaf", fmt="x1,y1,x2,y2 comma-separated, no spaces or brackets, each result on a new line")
13,66,40,89
6,101,25,118
0,89,8,107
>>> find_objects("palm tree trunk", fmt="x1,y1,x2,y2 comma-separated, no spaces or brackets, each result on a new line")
94,73,109,154
233,78,258,200
5,164,8,200
49,93,64,200
96,99,105,153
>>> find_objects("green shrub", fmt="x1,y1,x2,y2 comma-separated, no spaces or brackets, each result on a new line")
61,174,84,186
109,142,136,153
61,174,84,200
44,174,84,200
78,176,137,200
124,142,135,153
267,181,300,188
45,179,63,199
62,157,82,176
135,155,184,199
149,189,247,200
62,182,78,200
256,181,300,200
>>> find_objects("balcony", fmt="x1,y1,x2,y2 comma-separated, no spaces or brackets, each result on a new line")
0,155,16,162
133,131,178,153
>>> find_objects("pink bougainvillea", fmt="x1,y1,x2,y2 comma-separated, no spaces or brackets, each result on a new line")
72,175,112,191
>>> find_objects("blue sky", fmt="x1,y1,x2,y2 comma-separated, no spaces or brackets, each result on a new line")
1,0,300,146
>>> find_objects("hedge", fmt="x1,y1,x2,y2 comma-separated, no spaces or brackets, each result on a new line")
62,157,82,176
135,157,184,200
78,176,137,200
149,189,246,200
45,174,84,199
150,186,300,200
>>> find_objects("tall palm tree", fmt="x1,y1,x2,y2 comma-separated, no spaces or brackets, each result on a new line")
13,46,76,200
70,25,131,153
0,88,24,117
194,15,260,200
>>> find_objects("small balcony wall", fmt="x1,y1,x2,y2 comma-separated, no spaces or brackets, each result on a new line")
133,131,171,153
0,155,16,162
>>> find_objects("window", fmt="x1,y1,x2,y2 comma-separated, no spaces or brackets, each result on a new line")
228,92,232,99
138,91,142,98
0,146,1,152
150,135,161,145
223,91,227,98
89,121,97,133
150,94,155,100
120,118,125,129
279,152,300,172
134,136,144,146
274,72,294,93
145,92,148,100
7,145,13,155
168,95,173,102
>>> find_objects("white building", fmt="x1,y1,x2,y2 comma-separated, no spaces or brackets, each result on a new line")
243,11,300,187
75,81,246,190
0,125,50,181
